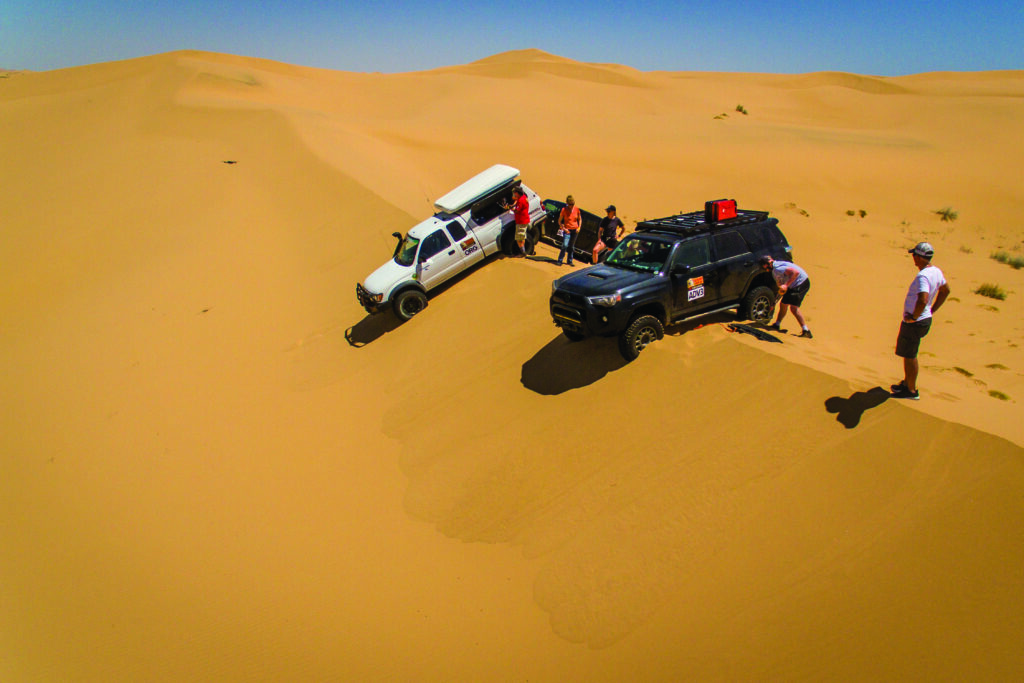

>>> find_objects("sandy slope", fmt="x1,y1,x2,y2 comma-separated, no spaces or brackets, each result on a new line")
2,50,1023,681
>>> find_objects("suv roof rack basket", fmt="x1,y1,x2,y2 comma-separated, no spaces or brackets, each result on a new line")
635,209,769,235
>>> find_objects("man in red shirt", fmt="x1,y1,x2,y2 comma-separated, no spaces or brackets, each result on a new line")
509,186,531,257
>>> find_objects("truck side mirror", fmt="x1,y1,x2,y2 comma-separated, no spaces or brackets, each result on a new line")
671,263,691,275
392,232,403,258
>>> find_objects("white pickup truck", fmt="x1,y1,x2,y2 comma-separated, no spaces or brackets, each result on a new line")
356,165,546,320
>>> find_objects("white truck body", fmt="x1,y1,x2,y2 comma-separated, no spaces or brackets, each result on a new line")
356,165,545,319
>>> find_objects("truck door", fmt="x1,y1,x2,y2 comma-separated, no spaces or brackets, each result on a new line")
670,236,719,316
712,230,755,303
445,218,486,269
416,228,464,290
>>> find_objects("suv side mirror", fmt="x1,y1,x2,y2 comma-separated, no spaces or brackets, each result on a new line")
671,263,691,275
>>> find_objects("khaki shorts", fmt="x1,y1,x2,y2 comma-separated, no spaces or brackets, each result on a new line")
515,223,529,241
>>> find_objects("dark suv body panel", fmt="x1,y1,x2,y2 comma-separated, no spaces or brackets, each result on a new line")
549,204,793,356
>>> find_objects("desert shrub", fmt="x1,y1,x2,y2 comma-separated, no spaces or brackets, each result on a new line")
974,283,1007,300
954,367,974,377
993,251,1024,269
846,210,856,216
959,245,973,254
735,104,748,115
859,209,867,218
986,363,1008,370
934,207,958,222
989,390,1010,401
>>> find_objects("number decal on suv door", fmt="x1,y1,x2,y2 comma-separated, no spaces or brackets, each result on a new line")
688,286,705,301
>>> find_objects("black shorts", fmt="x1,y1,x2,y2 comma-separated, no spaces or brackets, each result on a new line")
896,318,932,358
781,279,809,306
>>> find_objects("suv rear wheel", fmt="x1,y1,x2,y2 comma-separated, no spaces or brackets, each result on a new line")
740,285,775,323
618,314,664,361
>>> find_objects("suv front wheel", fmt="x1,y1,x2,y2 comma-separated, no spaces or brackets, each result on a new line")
740,285,775,323
618,314,664,361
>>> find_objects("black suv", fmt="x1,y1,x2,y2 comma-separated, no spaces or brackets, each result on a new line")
549,200,793,360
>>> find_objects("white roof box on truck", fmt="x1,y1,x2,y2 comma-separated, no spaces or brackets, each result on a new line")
434,164,519,214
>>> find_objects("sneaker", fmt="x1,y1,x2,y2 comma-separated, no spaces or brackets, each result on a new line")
890,385,920,400
766,323,781,332
567,261,574,266
555,260,563,266
798,329,813,339
890,381,908,393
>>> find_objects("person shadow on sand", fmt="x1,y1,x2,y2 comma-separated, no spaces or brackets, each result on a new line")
824,387,890,428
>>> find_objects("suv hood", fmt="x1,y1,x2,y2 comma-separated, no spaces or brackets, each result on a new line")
554,264,656,295
363,259,414,295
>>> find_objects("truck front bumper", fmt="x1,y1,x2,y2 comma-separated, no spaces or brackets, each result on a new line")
356,283,385,314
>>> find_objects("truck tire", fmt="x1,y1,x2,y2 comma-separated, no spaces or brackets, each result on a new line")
502,225,539,256
618,315,664,361
740,285,775,323
393,289,427,321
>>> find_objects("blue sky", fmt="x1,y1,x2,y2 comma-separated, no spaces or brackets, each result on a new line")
3,0,1022,75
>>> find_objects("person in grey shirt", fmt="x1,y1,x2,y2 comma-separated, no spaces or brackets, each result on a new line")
759,255,812,339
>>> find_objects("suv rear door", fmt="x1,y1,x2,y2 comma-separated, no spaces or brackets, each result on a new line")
712,230,755,303
670,236,720,317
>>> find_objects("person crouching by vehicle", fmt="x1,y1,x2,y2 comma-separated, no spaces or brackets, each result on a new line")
759,255,813,339
592,204,625,263
557,195,581,266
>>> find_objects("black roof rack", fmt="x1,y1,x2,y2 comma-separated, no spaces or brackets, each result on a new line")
636,209,769,235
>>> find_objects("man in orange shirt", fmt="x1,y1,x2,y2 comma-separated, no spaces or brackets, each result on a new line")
557,194,581,266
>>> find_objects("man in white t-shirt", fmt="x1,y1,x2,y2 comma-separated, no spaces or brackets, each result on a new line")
891,242,950,400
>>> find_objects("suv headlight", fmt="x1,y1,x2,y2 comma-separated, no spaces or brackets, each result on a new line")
587,292,621,307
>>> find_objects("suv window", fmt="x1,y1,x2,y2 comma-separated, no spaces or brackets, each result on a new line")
757,222,787,248
446,220,467,241
673,236,710,268
419,229,451,261
738,225,766,252
713,231,749,260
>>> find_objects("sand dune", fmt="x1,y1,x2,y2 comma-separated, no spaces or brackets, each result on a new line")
2,50,1023,681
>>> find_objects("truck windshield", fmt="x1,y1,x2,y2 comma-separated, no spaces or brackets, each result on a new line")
394,235,420,267
605,236,672,273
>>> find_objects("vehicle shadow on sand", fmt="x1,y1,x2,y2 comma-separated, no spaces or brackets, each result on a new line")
345,313,403,347
824,386,890,428
522,335,628,394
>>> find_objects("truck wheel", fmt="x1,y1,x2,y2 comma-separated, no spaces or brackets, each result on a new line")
562,329,585,342
393,289,427,321
740,285,775,323
501,229,518,256
526,224,541,255
618,315,664,361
